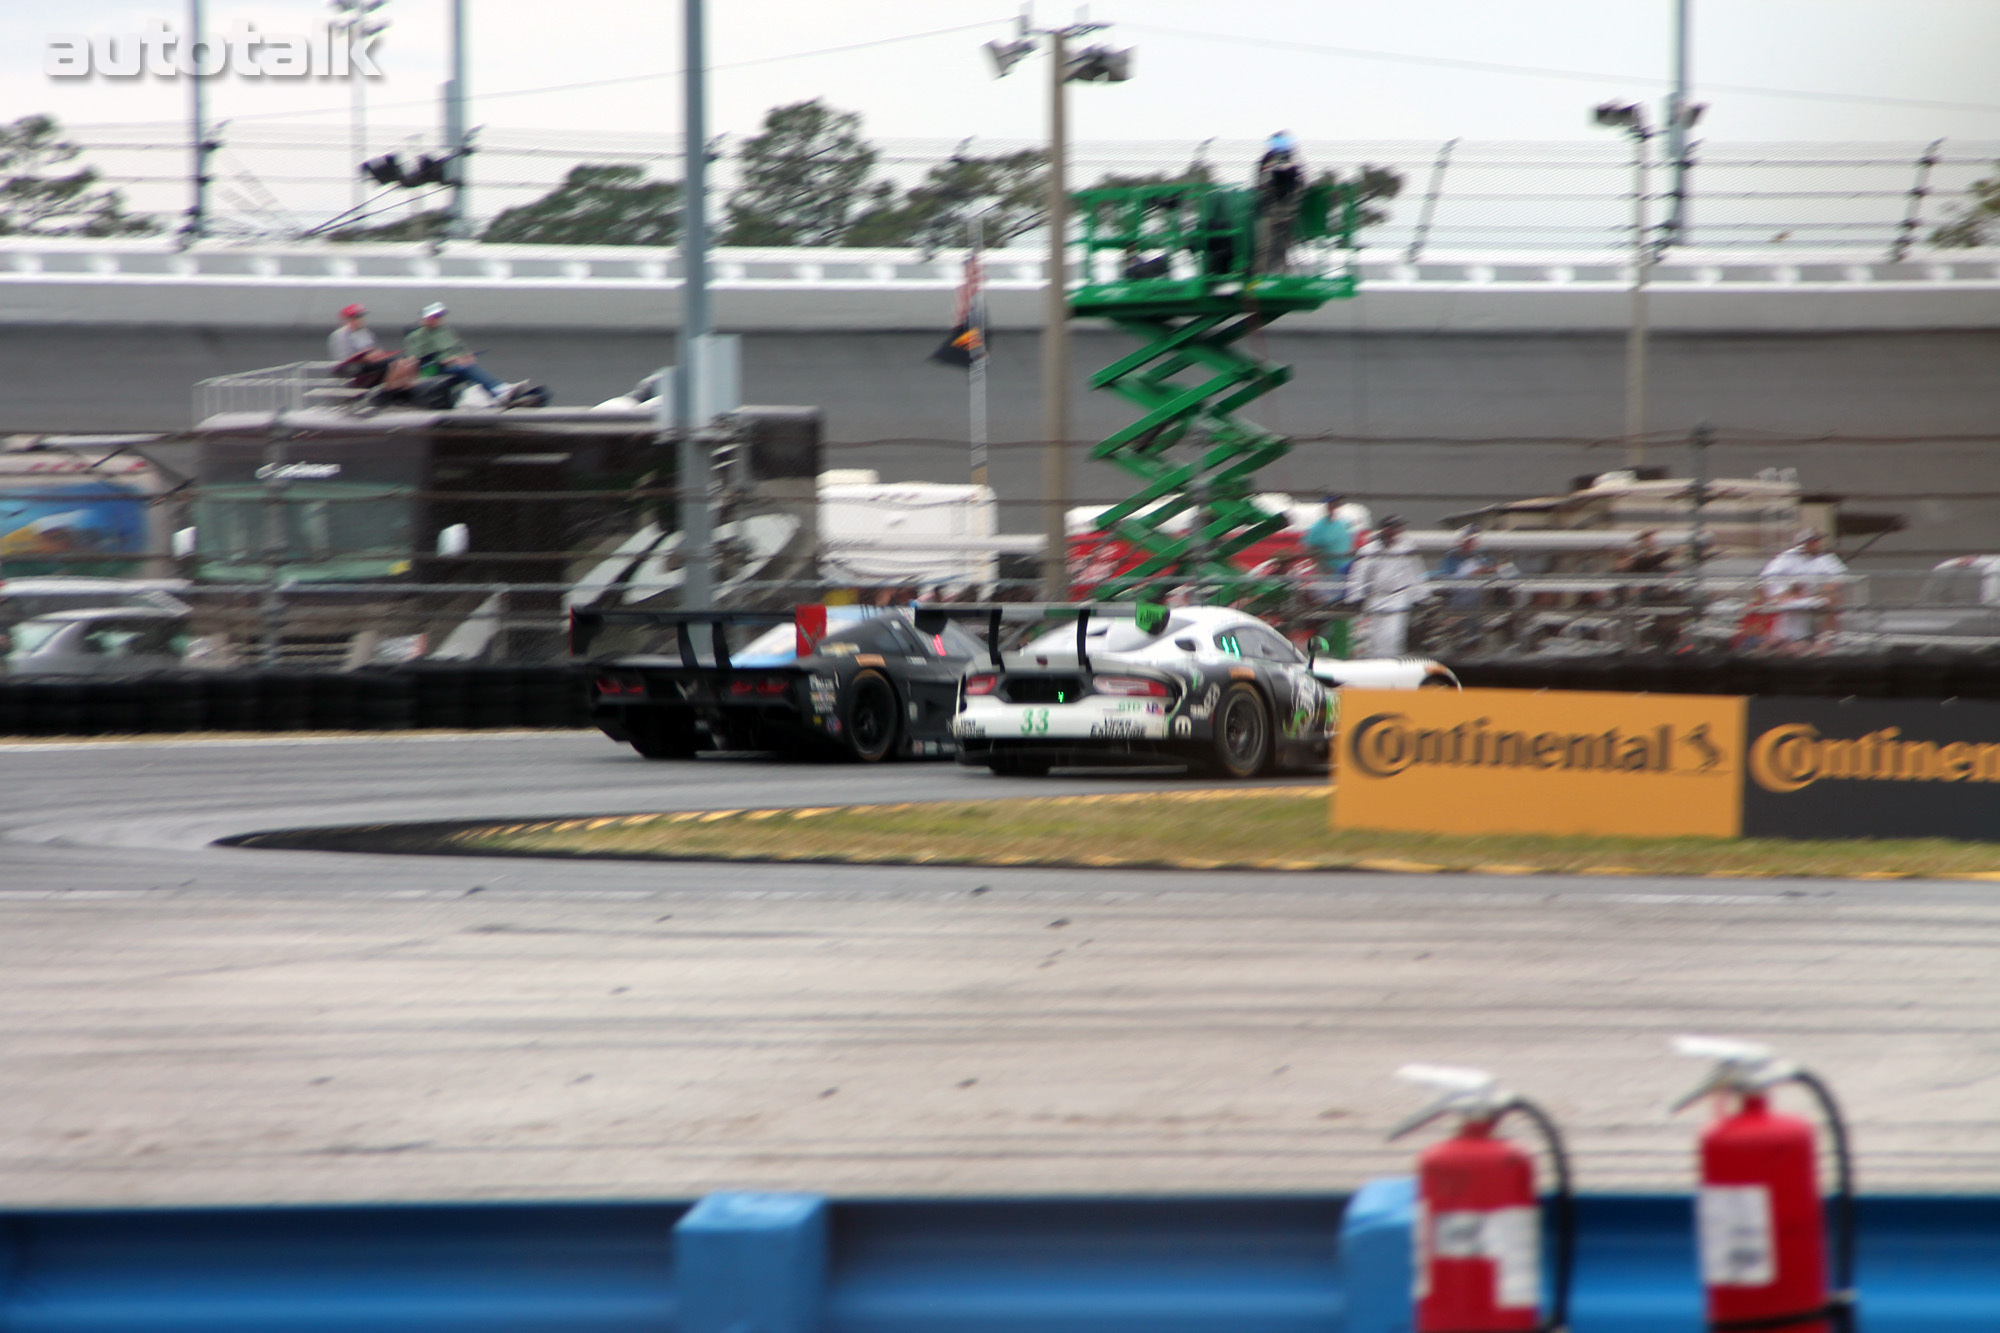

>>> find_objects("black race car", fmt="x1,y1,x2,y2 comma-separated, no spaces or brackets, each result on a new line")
573,605,987,761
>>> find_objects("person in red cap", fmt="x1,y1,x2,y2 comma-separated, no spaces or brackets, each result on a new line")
327,302,398,386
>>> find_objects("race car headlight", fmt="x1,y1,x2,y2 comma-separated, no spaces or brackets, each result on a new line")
1093,674,1170,698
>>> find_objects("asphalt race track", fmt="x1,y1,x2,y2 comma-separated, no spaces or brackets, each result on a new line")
2,731,1997,1206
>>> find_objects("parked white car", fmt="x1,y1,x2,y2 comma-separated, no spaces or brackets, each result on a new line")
5,607,189,676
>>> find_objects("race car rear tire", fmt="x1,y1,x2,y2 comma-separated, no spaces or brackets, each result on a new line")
627,707,699,760
1207,683,1271,780
843,670,900,763
989,750,1051,777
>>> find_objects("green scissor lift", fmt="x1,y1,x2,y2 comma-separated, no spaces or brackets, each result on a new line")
1067,178,1360,603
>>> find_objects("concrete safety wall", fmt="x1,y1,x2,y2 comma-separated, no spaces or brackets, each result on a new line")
9,325,1999,562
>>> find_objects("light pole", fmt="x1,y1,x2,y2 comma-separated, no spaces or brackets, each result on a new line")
986,17,1132,599
329,0,391,215
184,0,209,242
678,0,713,608
1595,102,1653,470
442,0,469,236
1660,0,1705,250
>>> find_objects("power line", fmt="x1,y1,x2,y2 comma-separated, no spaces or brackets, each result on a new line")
1123,23,2000,116
220,20,1008,125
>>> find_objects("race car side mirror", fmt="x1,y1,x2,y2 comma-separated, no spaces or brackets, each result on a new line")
1308,635,1330,666
913,607,948,635
1134,601,1168,635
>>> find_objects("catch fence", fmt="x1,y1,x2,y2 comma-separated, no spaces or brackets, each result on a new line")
60,123,2000,259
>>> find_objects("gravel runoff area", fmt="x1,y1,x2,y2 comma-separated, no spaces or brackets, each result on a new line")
1,731,1998,1205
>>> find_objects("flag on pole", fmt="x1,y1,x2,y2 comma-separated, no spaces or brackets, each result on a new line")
929,247,986,368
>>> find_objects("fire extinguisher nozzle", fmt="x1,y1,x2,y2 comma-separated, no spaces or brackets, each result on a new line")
1670,1035,1800,1115
1390,1064,1510,1141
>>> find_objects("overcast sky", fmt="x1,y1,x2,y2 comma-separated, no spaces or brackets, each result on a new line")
7,0,2000,149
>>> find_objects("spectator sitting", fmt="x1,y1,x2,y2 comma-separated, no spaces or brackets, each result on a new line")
1616,529,1678,605
1435,526,1498,609
1617,528,1675,576
327,303,397,387
403,302,517,405
364,353,440,409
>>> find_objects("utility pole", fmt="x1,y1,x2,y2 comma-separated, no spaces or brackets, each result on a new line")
1689,421,1713,618
1040,23,1070,598
442,0,468,236
259,410,291,667
331,1,392,214
352,53,366,213
1626,130,1651,468
1663,0,1694,250
677,0,714,608
969,211,989,489
184,0,210,242
986,14,1129,598
1595,103,1654,468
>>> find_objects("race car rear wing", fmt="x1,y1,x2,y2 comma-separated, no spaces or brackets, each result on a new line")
569,605,812,669
912,600,1168,672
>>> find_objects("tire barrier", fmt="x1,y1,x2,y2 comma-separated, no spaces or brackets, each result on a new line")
0,665,593,738
411,667,472,732
2,652,1995,739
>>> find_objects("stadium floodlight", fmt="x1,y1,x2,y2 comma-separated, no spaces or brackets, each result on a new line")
1066,45,1132,83
984,38,1036,77
1593,102,1645,131
405,154,454,187
360,153,403,186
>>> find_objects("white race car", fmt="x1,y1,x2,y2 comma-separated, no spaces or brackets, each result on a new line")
945,603,1457,778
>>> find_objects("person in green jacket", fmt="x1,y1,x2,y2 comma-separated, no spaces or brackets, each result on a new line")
404,302,513,401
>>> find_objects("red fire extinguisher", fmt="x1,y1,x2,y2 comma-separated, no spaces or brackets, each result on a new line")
1673,1037,1857,1333
1392,1065,1575,1333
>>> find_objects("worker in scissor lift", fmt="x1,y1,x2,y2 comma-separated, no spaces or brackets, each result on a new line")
1254,131,1306,273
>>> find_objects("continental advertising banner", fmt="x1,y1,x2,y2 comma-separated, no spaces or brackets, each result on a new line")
1743,696,2000,841
1334,688,1747,838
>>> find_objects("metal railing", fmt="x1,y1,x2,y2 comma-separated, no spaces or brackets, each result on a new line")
194,360,354,421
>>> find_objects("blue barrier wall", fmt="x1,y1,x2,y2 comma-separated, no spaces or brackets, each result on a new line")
0,1187,1995,1332
0,1202,685,1332
1341,1180,2000,1333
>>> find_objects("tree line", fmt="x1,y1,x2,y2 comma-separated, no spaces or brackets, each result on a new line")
339,98,1403,249
9,105,1999,250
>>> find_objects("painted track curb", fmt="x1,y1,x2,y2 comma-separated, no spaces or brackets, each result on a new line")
223,785,2000,882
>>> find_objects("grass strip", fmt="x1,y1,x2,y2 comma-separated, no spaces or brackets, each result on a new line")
447,789,2000,880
